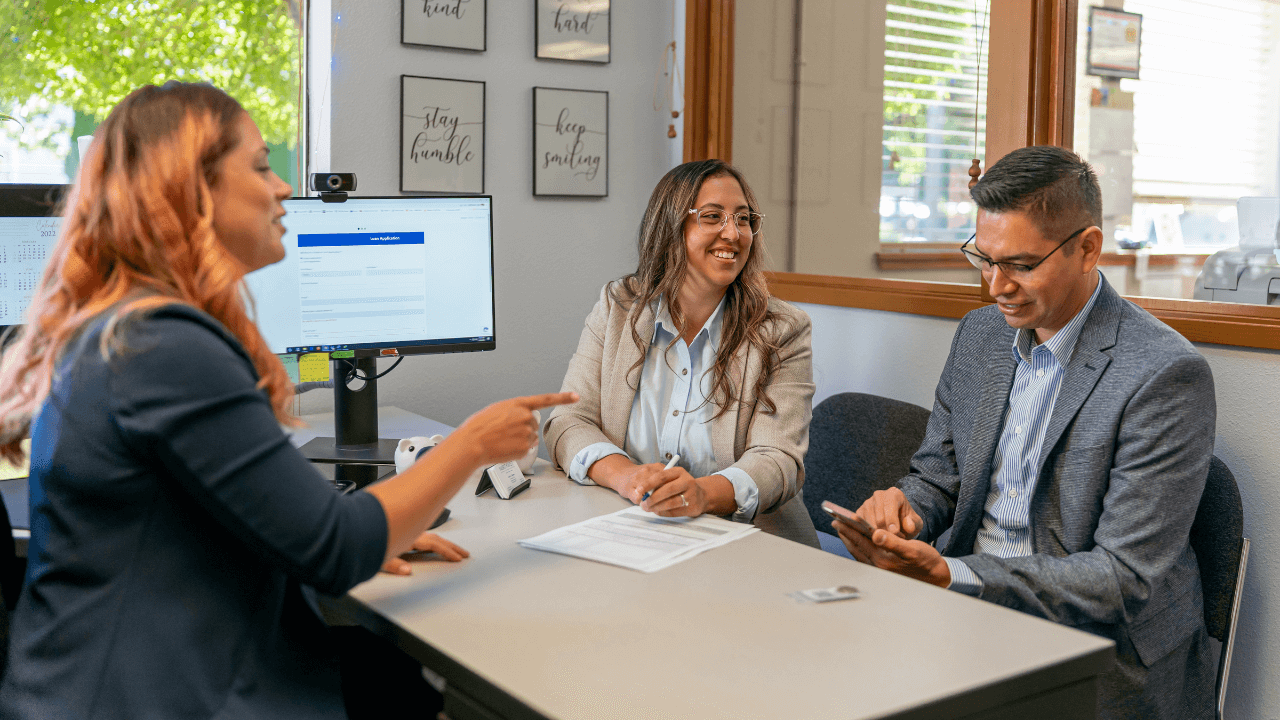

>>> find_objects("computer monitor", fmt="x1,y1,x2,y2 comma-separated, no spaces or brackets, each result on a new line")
0,185,66,337
244,195,496,484
245,195,496,357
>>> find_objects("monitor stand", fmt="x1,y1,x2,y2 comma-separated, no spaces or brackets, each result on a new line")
298,357,398,490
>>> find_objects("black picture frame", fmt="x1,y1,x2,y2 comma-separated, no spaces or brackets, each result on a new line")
400,75,486,194
535,0,610,64
402,0,487,52
1086,6,1142,80
532,86,608,197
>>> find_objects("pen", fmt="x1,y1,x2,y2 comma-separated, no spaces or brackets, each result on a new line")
641,454,681,503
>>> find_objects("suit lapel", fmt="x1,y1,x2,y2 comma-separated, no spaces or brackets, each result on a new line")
602,300,655,445
1035,280,1120,472
947,319,1016,555
712,339,752,468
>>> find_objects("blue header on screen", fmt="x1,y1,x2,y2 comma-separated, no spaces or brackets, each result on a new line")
298,232,425,247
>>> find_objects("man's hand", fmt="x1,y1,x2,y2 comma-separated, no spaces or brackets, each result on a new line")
856,487,923,539
381,531,470,575
835,522,951,588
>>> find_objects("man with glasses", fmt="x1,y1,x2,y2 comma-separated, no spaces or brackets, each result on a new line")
834,146,1215,720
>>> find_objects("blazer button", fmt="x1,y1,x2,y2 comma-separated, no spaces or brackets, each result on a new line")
672,410,679,417
665,452,672,460
682,368,688,375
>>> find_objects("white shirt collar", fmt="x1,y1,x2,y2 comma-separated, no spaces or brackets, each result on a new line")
1012,271,1104,367
653,294,727,349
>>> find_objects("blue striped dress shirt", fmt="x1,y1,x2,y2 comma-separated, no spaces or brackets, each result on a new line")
566,296,760,522
945,276,1103,594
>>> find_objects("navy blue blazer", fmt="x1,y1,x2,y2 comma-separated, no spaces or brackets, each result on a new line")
0,305,387,719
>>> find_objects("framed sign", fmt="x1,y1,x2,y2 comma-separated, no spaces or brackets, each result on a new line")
533,87,608,197
535,0,609,63
1087,7,1142,79
402,0,486,51
401,75,485,193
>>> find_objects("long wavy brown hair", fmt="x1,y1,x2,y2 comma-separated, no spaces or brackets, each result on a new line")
612,159,782,418
0,81,298,464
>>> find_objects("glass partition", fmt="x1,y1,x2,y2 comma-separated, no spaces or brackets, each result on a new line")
733,0,987,284
1072,0,1280,301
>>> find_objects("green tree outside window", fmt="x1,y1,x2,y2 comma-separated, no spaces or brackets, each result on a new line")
0,0,302,188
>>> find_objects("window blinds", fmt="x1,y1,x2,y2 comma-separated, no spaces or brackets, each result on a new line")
881,0,989,242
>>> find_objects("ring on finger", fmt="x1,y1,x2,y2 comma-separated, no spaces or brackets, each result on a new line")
680,493,688,507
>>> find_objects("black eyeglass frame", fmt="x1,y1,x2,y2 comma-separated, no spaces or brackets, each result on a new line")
960,226,1090,275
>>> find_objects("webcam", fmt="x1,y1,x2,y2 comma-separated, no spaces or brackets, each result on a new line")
310,173,356,192
309,173,356,203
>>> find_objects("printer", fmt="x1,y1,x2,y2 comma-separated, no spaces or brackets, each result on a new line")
1195,197,1280,305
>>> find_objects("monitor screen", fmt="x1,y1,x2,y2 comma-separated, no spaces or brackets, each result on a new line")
245,195,495,357
0,185,66,331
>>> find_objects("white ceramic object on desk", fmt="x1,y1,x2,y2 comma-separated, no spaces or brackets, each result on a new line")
518,409,541,475
395,408,539,476
394,435,444,475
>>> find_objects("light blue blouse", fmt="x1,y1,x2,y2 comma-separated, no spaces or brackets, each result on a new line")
566,296,760,522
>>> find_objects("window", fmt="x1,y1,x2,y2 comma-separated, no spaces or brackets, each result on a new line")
731,0,987,282
706,0,1280,349
0,1,305,190
1073,0,1280,300
881,1,989,245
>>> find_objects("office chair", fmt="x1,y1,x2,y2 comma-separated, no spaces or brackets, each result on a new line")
1188,455,1250,720
0,495,16,680
802,392,930,557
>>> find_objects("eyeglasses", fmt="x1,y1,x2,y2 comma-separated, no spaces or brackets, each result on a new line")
688,207,765,236
960,226,1088,278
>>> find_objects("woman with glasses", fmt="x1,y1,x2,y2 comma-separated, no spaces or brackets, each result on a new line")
543,159,818,546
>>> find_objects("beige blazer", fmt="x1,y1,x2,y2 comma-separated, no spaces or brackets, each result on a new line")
544,282,819,547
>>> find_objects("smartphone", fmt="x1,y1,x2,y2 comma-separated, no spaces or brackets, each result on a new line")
821,500,875,537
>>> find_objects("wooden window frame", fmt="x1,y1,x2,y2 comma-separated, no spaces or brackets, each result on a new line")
683,0,735,163
685,0,1280,351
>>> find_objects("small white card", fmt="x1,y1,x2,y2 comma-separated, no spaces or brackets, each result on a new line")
789,585,861,604
476,460,531,499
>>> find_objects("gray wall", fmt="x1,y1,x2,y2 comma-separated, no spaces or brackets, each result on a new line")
310,1,678,436
800,301,1279,720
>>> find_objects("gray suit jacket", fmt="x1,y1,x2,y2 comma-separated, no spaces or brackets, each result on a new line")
901,276,1216,720
544,282,819,547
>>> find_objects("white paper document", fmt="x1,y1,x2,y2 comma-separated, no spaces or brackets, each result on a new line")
518,506,759,573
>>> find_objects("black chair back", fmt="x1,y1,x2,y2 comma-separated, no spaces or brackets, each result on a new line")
0,492,15,680
1189,455,1244,642
802,392,930,536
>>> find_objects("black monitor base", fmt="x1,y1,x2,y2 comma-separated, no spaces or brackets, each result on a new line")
299,437,399,492
298,437,399,466
329,464,398,494
300,357,399,491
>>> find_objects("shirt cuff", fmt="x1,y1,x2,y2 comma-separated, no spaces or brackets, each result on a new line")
568,442,629,485
944,557,983,596
715,467,759,522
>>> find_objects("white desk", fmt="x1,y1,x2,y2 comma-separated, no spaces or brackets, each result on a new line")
303,409,1114,720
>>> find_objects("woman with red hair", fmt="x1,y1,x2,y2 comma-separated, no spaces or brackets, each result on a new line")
0,82,573,718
